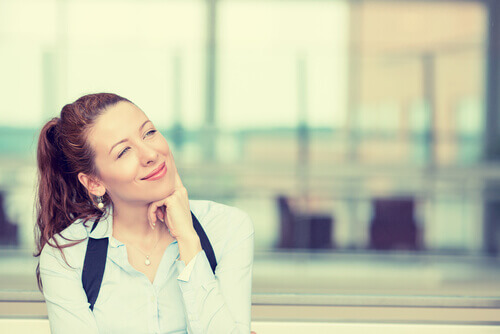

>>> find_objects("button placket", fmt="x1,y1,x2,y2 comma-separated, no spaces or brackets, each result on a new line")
150,289,160,333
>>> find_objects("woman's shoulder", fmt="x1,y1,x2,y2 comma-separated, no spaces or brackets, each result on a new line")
189,199,254,240
39,219,90,270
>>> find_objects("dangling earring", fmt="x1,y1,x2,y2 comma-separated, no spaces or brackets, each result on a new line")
97,195,104,210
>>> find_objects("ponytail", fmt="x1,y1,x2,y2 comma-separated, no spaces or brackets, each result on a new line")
34,118,83,292
33,93,129,292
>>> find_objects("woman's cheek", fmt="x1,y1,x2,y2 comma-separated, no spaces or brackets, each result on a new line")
159,135,170,153
114,160,139,182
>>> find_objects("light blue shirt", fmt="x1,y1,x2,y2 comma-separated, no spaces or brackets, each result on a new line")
39,200,255,334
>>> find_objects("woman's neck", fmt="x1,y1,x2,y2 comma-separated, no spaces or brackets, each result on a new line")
111,202,166,246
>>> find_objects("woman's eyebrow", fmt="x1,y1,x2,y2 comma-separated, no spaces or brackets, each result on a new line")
108,120,152,155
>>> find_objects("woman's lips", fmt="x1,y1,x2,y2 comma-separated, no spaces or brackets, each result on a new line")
142,162,166,181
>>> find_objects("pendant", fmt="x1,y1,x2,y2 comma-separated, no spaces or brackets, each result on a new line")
145,256,151,266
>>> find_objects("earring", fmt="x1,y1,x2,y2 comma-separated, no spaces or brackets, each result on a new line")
97,196,104,209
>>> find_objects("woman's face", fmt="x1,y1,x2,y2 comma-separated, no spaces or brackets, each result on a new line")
85,101,176,206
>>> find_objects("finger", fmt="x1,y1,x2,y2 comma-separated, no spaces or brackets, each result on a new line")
169,150,184,189
148,202,160,228
155,207,164,223
174,169,183,190
164,216,174,237
168,149,178,175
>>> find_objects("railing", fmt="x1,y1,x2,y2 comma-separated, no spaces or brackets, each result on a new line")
1,319,500,334
1,292,499,333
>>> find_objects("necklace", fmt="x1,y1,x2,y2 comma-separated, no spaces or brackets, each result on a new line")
127,231,162,266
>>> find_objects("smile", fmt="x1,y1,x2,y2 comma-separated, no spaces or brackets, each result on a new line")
142,162,167,181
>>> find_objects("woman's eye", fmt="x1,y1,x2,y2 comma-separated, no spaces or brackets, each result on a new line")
117,130,156,159
145,130,157,136
118,147,130,158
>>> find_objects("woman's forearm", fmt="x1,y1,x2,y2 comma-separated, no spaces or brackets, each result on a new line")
177,233,203,265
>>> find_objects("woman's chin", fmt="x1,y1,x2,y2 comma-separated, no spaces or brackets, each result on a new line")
149,187,175,202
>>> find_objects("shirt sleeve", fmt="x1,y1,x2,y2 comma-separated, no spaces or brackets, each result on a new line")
40,244,99,334
174,211,254,334
176,250,202,281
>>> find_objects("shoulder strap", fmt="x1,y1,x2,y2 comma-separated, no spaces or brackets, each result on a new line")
191,211,217,274
82,217,108,312
82,211,217,312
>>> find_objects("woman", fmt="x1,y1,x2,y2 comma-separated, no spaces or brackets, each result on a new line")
34,93,255,333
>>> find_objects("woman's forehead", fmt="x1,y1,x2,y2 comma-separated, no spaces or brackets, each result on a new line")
88,102,149,150
95,102,147,130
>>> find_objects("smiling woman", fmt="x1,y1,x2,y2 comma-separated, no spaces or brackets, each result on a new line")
33,93,255,334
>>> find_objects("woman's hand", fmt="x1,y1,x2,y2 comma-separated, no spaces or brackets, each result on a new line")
146,151,196,241
147,151,202,265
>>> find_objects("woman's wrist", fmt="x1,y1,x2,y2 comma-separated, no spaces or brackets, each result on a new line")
176,228,199,243
177,232,202,265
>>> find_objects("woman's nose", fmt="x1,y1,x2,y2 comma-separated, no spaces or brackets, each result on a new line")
139,143,158,165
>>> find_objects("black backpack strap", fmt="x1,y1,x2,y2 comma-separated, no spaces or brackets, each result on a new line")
191,211,217,275
89,217,100,234
82,217,108,311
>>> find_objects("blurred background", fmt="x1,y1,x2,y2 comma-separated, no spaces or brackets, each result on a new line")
1,0,500,330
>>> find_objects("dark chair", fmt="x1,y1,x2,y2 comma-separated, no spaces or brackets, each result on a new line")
0,190,18,246
369,197,421,250
277,195,334,249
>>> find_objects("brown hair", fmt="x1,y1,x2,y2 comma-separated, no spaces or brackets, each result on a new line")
33,92,132,292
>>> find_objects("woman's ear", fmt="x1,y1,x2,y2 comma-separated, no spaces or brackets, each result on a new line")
78,172,106,197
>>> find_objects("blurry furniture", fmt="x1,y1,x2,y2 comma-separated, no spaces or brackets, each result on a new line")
369,197,421,250
277,195,334,249
0,190,18,246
